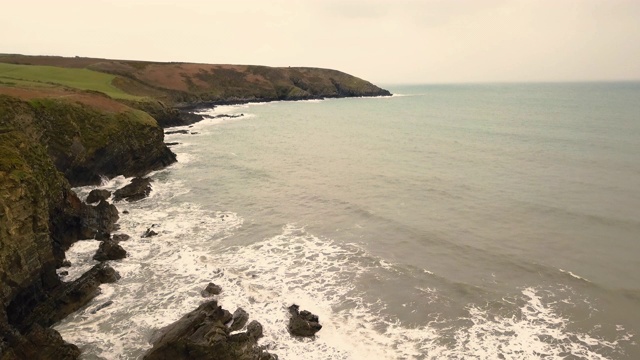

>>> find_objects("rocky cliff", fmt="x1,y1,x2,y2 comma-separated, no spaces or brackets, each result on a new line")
1,54,391,128
0,93,174,359
0,95,176,186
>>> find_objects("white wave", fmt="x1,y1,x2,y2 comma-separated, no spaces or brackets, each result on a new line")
56,174,244,359
424,287,633,360
58,240,100,281
208,224,439,360
559,268,591,282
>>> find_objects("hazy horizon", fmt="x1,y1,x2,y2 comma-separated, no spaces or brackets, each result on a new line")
2,0,639,84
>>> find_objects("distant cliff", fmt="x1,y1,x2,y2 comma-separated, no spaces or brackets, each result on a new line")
0,54,391,105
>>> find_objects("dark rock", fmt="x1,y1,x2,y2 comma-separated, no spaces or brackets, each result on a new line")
206,113,245,120
61,259,71,268
59,271,68,276
93,239,127,261
143,300,275,360
247,320,263,339
122,210,129,214
111,233,130,242
142,228,158,238
86,189,111,204
9,263,120,332
201,282,222,297
113,177,152,202
0,323,81,360
165,129,190,135
80,199,120,240
229,308,249,331
287,304,322,337
94,263,121,283
91,300,114,314
165,142,180,146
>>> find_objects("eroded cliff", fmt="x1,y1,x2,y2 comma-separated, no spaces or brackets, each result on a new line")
0,93,175,359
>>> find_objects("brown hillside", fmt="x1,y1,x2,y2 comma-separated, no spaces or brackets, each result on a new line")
0,54,391,105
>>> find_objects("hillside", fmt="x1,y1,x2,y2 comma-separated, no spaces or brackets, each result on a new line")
0,54,391,106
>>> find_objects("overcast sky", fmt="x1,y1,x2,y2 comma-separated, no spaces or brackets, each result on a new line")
2,0,639,84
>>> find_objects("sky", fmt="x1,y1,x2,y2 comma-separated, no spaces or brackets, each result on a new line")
2,0,639,84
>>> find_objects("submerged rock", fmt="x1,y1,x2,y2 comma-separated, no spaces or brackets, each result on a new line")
91,300,114,314
165,129,190,135
85,189,111,204
114,177,152,202
287,305,322,337
143,300,276,360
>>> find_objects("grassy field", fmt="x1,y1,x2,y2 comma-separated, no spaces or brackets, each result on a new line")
0,63,142,100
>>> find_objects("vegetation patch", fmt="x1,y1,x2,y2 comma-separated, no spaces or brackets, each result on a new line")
0,63,142,100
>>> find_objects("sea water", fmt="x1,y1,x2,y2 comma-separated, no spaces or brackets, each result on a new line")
56,82,640,359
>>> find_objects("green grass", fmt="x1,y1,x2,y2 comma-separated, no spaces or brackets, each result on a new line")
0,63,142,100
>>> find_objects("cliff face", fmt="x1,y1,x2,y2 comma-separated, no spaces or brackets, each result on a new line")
0,93,174,359
0,95,176,186
0,128,80,359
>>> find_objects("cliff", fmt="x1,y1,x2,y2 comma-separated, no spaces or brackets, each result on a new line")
0,94,176,186
0,54,391,127
0,93,174,359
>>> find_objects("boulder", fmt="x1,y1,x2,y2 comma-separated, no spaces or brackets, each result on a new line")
229,308,249,331
201,282,222,297
246,320,263,339
93,239,127,261
111,233,130,242
114,177,152,202
287,305,322,337
143,300,276,360
142,228,158,238
86,189,111,204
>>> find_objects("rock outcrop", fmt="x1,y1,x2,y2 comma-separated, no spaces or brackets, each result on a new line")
114,177,152,202
93,239,127,261
201,283,222,297
85,189,111,204
143,300,276,360
287,305,322,337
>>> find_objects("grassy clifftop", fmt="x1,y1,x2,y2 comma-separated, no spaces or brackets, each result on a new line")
0,63,143,100
0,54,391,105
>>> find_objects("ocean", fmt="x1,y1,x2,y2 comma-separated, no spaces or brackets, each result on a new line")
55,82,640,359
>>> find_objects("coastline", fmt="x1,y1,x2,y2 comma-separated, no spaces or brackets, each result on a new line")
0,61,390,358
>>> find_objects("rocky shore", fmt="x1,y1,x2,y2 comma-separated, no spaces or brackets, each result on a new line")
0,56,385,359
